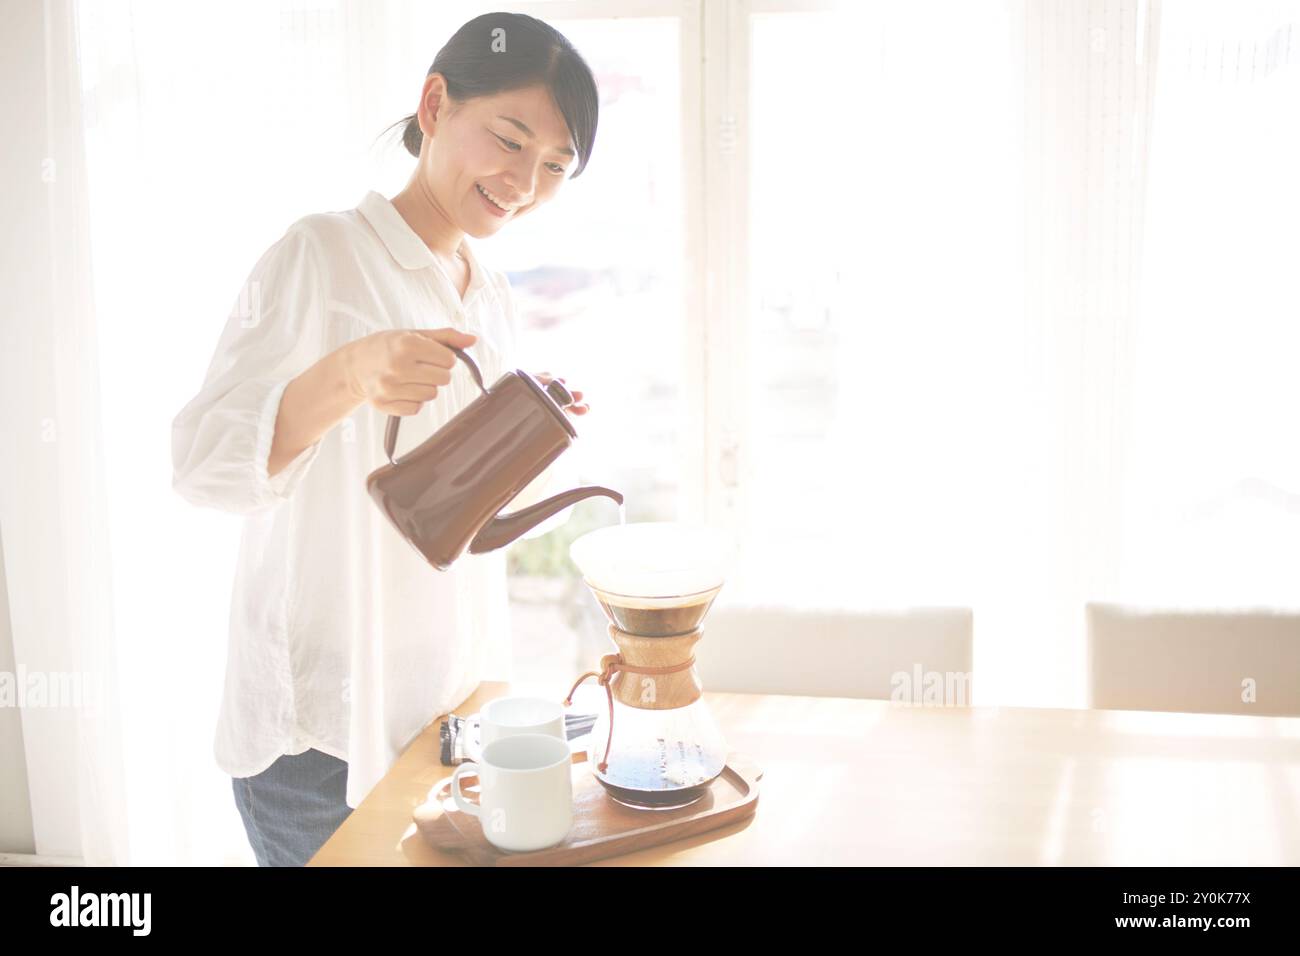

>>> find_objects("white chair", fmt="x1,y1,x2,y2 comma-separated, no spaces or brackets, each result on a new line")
694,603,973,702
1086,603,1300,717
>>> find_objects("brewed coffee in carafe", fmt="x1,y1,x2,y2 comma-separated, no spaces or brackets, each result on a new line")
566,523,733,810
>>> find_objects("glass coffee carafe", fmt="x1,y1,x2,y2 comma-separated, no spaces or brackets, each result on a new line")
565,522,734,810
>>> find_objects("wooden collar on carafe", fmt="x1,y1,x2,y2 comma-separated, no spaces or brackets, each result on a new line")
563,652,698,774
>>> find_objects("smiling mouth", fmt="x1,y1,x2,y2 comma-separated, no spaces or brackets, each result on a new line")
475,182,517,214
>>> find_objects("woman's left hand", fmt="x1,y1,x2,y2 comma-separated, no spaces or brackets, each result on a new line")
534,372,589,415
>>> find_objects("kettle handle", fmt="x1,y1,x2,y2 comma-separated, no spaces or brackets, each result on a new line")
383,346,487,465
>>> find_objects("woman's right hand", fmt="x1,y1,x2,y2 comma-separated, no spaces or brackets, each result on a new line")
341,327,478,416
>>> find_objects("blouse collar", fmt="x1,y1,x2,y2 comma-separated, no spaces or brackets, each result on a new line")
357,190,490,304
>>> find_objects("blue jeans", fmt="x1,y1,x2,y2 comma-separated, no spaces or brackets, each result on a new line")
231,748,353,866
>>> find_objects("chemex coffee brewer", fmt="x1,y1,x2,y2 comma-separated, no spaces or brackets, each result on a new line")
565,522,735,810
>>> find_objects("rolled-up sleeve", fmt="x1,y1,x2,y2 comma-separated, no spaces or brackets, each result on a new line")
171,225,328,515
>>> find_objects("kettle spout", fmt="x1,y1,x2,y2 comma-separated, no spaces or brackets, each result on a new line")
468,486,623,555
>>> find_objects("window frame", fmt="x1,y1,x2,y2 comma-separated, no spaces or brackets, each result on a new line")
508,0,838,529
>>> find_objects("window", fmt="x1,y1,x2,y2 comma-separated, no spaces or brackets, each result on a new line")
499,8,690,687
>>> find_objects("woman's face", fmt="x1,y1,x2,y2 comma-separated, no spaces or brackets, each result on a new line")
416,75,577,238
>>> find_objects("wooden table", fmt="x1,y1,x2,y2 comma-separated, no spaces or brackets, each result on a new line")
308,680,1300,866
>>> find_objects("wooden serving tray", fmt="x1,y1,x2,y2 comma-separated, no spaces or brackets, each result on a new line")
413,749,762,866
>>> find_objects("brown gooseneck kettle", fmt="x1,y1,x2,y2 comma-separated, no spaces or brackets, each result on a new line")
365,347,623,571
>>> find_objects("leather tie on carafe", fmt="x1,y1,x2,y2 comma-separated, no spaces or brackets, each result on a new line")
563,653,697,773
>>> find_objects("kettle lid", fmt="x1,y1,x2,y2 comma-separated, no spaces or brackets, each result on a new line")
518,371,578,438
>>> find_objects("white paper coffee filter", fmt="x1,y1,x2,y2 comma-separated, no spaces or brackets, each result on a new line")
569,522,734,598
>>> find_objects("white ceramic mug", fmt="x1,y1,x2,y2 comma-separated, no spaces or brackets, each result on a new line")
469,696,567,756
451,733,574,852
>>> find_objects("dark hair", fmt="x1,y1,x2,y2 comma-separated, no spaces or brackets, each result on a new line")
378,12,599,178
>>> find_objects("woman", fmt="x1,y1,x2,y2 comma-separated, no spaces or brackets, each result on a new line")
170,12,598,866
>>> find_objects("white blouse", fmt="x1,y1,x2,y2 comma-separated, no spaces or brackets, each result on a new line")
171,190,563,808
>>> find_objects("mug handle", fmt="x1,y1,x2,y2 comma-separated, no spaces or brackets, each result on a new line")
383,346,487,464
450,762,482,819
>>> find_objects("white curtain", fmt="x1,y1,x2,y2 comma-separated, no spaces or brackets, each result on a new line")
1004,0,1300,704
986,0,1168,705
733,0,1300,708
0,0,128,866
733,0,1166,706
1007,0,1300,705
1122,0,1300,604
3,0,499,865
